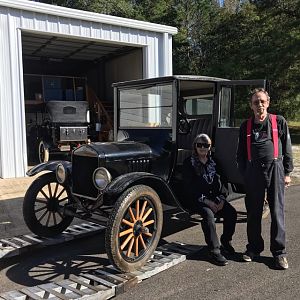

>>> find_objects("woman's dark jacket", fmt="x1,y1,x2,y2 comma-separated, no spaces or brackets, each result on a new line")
182,155,227,210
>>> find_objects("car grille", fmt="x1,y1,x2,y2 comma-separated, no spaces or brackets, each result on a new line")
128,159,150,172
72,154,99,199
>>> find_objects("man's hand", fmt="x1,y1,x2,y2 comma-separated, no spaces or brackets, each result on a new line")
285,175,291,187
204,199,224,214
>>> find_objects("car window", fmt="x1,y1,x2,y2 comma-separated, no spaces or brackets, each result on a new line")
184,94,213,116
119,83,173,128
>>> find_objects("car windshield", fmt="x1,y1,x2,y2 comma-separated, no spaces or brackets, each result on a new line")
118,83,173,128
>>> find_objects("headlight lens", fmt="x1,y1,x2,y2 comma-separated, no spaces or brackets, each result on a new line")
56,163,66,184
93,167,112,190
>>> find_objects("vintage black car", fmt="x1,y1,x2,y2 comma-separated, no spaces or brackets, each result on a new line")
36,100,90,163
23,75,267,272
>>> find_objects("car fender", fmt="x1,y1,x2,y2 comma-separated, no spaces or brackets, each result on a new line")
26,161,71,177
104,172,183,209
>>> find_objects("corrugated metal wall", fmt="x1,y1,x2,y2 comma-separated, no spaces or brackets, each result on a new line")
0,1,176,178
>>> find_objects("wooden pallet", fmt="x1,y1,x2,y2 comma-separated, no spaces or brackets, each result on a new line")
0,242,200,300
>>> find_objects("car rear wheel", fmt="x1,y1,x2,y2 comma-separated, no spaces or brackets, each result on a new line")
105,185,163,272
23,173,75,237
38,140,50,163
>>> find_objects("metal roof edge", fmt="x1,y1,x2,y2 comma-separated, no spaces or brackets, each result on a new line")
0,0,178,35
112,75,229,87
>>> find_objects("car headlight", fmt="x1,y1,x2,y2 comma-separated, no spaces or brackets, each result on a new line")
56,163,66,184
93,167,112,190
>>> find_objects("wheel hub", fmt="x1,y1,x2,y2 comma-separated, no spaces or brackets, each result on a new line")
47,198,59,212
133,220,143,237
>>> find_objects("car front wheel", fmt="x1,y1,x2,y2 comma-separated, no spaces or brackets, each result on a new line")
23,173,75,237
105,185,163,272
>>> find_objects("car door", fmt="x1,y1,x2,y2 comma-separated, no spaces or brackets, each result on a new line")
214,80,268,193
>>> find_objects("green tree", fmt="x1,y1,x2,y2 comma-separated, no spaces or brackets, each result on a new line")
37,0,300,119
195,0,300,119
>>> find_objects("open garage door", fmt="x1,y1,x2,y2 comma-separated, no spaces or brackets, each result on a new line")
21,31,143,165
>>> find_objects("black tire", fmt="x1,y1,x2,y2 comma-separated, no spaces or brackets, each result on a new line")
105,185,163,272
38,140,50,163
23,173,75,237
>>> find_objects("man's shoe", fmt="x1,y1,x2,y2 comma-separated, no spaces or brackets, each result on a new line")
242,251,259,262
275,256,289,270
221,241,235,255
209,252,228,266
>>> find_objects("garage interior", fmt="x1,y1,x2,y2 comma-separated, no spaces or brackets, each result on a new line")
22,31,143,164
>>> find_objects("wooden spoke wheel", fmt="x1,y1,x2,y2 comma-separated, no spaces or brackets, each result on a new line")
23,173,75,237
105,185,163,272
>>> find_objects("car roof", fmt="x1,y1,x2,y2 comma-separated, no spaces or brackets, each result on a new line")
112,75,229,88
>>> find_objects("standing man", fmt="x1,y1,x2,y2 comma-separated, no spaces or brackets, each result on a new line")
237,88,293,270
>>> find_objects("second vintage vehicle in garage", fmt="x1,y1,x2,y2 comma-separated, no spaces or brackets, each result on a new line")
23,75,268,272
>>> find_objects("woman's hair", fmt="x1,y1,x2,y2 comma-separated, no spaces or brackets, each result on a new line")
192,133,212,154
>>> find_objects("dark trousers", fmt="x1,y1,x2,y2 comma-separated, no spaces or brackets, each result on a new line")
244,159,286,257
198,200,237,253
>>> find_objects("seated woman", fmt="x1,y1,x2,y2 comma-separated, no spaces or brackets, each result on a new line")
183,133,237,266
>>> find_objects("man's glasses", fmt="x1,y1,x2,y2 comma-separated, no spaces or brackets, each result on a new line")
196,142,211,149
252,100,268,106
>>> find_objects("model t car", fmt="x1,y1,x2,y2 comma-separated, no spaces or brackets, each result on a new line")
23,75,267,272
36,100,90,163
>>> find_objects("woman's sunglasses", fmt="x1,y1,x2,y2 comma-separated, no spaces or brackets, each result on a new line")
196,142,211,149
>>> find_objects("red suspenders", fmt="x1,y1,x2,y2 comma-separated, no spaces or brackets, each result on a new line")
246,114,278,161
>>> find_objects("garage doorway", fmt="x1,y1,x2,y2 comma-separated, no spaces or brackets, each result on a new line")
21,31,143,165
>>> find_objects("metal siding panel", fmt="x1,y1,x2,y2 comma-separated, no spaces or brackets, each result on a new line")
34,12,47,31
46,14,59,32
120,27,129,43
138,31,146,45
102,23,112,40
8,14,27,177
111,25,120,41
159,32,172,76
58,16,71,34
17,28,28,177
70,19,81,36
145,33,157,78
0,12,16,178
90,22,102,39
168,33,173,75
80,20,92,37
0,11,27,178
20,10,35,29
0,9,8,178
129,29,138,44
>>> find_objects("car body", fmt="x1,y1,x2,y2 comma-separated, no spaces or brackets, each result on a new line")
23,75,267,272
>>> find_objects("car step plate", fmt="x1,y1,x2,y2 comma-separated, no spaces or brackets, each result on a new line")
0,222,106,259
0,242,200,300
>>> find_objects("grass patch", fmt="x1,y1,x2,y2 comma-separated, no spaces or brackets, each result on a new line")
288,121,300,145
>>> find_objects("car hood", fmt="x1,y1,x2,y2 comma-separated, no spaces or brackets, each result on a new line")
73,141,152,162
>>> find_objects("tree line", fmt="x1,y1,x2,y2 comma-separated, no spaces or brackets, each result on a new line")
40,0,300,120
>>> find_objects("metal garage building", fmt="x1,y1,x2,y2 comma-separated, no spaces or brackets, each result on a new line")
0,0,177,178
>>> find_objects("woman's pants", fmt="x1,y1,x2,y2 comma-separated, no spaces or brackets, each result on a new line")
198,201,237,254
